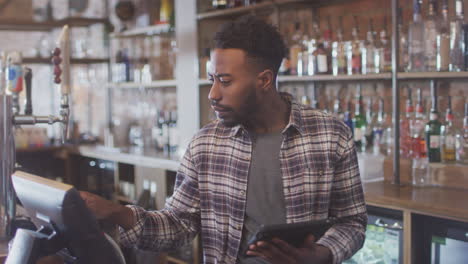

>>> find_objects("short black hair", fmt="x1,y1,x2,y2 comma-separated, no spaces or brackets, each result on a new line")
213,15,286,77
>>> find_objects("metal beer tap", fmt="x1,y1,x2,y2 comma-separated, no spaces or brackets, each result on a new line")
0,25,71,239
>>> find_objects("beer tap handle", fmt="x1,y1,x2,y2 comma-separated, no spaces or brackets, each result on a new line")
55,25,71,143
55,25,70,96
24,67,32,115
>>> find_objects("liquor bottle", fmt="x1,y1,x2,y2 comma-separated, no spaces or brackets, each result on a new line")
441,96,456,162
311,19,329,75
228,0,243,8
400,88,414,158
408,0,425,72
347,16,362,75
332,16,347,75
455,103,467,163
147,181,158,210
344,99,354,131
449,0,465,72
437,0,450,72
411,88,427,159
411,89,429,186
353,85,366,152
373,98,387,155
398,8,409,72
137,180,151,209
290,22,303,76
332,96,344,121
363,97,376,152
301,87,311,106
425,94,442,162
378,16,392,73
362,19,377,74
212,0,227,9
424,0,439,71
323,16,333,50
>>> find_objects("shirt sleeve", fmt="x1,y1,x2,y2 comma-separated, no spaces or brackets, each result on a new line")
119,142,201,252
316,124,367,264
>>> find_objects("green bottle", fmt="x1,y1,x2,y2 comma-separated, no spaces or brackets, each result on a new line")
353,85,367,152
425,94,442,162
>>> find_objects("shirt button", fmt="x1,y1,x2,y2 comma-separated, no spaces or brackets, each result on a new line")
319,170,324,176
235,225,242,230
240,190,245,195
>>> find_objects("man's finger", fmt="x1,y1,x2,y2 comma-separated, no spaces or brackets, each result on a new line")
271,238,300,257
255,241,296,263
302,234,317,249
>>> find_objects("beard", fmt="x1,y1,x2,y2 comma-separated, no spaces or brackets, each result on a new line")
213,88,258,128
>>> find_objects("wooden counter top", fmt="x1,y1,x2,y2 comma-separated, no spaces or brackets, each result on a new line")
364,181,468,223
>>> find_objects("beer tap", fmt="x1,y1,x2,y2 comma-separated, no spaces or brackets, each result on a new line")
0,25,71,239
11,25,71,143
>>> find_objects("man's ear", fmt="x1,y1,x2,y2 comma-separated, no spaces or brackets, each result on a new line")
257,69,274,92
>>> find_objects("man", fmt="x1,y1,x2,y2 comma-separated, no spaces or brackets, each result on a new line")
81,16,367,264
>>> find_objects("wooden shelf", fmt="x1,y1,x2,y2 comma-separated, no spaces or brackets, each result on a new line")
197,0,347,20
398,71,468,80
278,73,392,82
110,24,173,38
75,145,180,171
197,1,274,20
199,72,468,84
0,17,110,31
107,80,178,89
23,57,109,64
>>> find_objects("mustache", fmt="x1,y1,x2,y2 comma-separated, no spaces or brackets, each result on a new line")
210,101,232,111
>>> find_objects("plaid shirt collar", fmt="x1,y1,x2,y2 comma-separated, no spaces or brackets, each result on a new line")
226,92,304,138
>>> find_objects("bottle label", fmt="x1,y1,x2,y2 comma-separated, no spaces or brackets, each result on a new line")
439,36,450,70
317,54,328,73
354,128,363,141
352,54,361,71
430,135,440,148
445,135,455,149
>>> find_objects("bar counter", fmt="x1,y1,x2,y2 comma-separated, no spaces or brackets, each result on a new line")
364,181,468,223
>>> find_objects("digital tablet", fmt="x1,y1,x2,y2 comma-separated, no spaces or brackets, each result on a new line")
246,218,336,251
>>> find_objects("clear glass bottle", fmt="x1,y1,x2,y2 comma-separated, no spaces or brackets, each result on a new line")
411,88,427,159
311,19,329,75
378,16,392,73
425,94,442,163
437,0,450,72
401,88,414,158
363,97,377,153
424,0,439,71
455,103,468,163
399,8,410,72
348,16,363,75
289,22,303,76
353,85,366,152
441,96,456,162
362,19,377,74
373,98,387,155
344,99,354,131
450,0,465,72
408,0,425,72
332,16,347,75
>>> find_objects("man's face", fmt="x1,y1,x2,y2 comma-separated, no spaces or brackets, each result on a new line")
208,48,259,127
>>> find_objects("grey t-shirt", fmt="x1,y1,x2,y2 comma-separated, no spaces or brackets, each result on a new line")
237,132,287,264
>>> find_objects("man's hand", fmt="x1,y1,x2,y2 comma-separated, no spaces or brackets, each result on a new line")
246,234,332,264
79,191,135,230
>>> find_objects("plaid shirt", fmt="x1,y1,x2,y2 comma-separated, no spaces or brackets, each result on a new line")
120,97,367,264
